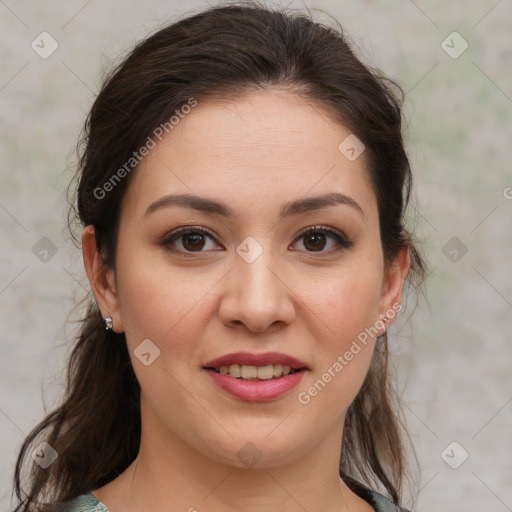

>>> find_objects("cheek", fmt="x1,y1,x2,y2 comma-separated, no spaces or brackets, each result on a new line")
305,264,383,344
115,250,217,353
295,266,382,409
114,255,213,417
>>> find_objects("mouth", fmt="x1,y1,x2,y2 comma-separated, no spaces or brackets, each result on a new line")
202,352,309,382
204,364,307,382
202,354,309,401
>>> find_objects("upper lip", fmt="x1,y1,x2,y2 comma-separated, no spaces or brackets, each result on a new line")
203,352,308,370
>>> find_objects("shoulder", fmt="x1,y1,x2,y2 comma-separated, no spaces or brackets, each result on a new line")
364,489,410,512
53,493,110,512
347,479,411,512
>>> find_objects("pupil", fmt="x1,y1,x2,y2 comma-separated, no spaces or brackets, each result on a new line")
305,233,325,251
183,233,205,251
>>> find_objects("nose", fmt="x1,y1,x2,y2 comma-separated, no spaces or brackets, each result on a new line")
218,246,296,333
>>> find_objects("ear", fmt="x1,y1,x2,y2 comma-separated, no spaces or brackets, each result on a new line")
82,225,124,333
378,243,410,333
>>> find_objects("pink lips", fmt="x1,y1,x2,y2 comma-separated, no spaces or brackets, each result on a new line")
203,351,308,370
203,351,308,402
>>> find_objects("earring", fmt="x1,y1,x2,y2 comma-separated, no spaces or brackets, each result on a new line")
380,315,388,337
104,316,113,331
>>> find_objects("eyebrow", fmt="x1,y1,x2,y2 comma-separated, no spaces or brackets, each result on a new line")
145,192,365,221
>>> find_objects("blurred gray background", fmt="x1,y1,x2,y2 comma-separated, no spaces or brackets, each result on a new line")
1,1,511,511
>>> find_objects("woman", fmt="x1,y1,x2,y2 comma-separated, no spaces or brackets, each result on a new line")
13,3,426,511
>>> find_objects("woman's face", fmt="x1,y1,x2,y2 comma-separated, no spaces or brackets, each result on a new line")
86,88,408,468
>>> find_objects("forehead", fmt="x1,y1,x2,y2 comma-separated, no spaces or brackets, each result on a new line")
121,89,377,222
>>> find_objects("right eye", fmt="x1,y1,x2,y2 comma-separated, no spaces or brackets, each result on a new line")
160,226,224,253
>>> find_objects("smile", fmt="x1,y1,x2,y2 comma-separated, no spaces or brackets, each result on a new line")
208,363,302,381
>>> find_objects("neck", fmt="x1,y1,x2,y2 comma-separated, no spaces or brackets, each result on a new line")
93,403,372,512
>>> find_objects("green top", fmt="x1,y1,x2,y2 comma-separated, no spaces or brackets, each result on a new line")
59,486,410,512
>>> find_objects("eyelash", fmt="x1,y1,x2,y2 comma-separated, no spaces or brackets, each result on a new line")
159,225,353,255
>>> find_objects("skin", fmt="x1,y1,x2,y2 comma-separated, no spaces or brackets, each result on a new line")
83,88,410,512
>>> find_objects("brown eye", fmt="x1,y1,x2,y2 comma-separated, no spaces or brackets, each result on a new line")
181,232,207,251
161,227,222,253
293,226,353,253
160,225,352,255
303,232,327,251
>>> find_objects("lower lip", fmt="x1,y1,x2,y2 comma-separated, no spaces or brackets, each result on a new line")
204,369,306,402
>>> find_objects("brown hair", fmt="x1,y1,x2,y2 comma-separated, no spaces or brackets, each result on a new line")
13,2,426,510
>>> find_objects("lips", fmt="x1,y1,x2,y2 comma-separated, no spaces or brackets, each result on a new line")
203,351,308,370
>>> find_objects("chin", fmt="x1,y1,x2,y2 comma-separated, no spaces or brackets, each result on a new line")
200,429,311,470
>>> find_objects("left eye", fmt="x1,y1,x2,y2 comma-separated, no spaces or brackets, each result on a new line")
291,226,353,253
160,226,352,254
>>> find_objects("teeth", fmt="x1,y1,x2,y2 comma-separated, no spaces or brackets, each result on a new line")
256,364,274,380
241,365,258,379
216,364,299,380
228,364,241,378
273,364,283,377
